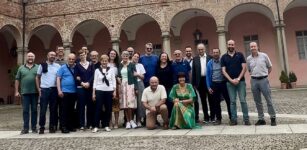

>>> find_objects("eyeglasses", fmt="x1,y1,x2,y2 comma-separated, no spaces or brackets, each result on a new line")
146,48,153,50
174,53,180,56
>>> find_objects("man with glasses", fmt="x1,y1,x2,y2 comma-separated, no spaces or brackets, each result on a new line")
127,47,135,60
171,50,191,84
221,40,251,126
191,43,212,124
139,43,159,87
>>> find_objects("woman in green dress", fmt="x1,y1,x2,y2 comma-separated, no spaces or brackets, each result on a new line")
169,72,196,129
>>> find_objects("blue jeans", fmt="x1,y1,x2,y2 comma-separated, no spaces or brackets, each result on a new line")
77,88,94,128
39,87,58,129
22,93,38,130
226,81,249,121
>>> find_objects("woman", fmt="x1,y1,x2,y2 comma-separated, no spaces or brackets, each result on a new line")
92,54,116,132
108,49,120,129
131,52,146,127
75,49,95,130
156,52,173,118
118,51,138,129
169,72,196,129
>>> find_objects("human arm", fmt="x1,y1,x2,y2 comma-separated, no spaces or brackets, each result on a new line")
56,76,64,98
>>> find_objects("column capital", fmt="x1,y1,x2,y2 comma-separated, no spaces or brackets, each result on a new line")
162,31,170,38
111,37,120,43
275,20,285,28
216,26,226,33
63,41,72,48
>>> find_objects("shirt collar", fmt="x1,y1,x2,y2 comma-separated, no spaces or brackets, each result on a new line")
200,53,207,58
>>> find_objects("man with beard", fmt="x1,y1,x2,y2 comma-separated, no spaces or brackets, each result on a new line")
184,46,193,68
221,40,251,126
127,47,135,61
36,51,61,134
56,53,77,133
247,42,276,126
15,52,39,134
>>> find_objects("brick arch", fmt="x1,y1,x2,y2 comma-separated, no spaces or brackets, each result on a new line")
0,24,22,48
67,12,112,42
113,7,164,38
224,2,277,30
283,0,307,14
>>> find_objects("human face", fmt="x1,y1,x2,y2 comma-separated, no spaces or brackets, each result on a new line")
132,53,140,63
109,51,117,61
122,54,129,63
56,47,64,56
100,58,108,68
67,54,76,66
127,47,134,58
26,53,35,64
212,49,220,60
250,42,258,54
227,40,235,52
185,47,192,58
150,78,159,90
79,52,87,61
178,76,185,84
160,53,168,63
47,52,56,62
145,45,153,55
174,50,182,61
197,44,206,56
90,53,98,63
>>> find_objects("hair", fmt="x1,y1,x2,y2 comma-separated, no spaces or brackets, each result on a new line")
212,48,220,52
177,72,186,78
185,46,192,49
133,52,141,57
145,43,153,48
78,49,86,55
157,52,171,67
107,49,119,67
100,54,109,61
121,50,130,57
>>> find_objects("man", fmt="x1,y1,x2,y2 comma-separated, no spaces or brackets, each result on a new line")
36,51,61,134
55,46,66,66
184,46,193,68
247,42,276,126
142,76,168,130
90,50,100,70
127,47,135,60
221,40,251,126
191,43,212,123
139,43,159,87
15,52,39,134
206,48,231,125
56,53,77,133
171,50,191,84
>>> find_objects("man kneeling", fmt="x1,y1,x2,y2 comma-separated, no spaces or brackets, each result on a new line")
142,76,169,130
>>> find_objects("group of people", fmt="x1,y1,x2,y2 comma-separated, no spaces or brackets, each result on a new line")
15,40,277,135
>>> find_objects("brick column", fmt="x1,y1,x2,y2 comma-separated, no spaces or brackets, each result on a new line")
217,26,227,55
111,37,120,53
162,31,171,56
17,47,28,65
63,42,72,59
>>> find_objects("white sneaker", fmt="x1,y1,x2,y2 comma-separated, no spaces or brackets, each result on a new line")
137,122,142,127
126,122,131,129
130,120,137,129
92,127,98,133
105,127,111,132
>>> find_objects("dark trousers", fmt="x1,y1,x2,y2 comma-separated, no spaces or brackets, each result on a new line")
210,81,231,121
165,88,173,119
22,93,38,130
55,96,62,130
77,88,94,128
39,87,58,129
61,93,77,130
193,87,199,121
197,76,213,121
95,90,113,128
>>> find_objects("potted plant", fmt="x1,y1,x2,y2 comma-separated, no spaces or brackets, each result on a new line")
279,71,289,89
289,71,297,88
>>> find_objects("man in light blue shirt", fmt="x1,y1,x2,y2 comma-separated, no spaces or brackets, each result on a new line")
56,53,77,133
36,51,61,134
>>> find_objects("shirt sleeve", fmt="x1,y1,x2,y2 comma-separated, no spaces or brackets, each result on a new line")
56,66,64,78
220,55,226,67
37,65,42,75
112,71,116,90
15,67,22,80
168,84,177,101
240,52,246,63
140,64,146,74
160,85,167,99
265,53,273,68
93,69,98,89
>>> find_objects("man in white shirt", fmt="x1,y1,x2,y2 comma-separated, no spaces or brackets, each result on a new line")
142,76,169,130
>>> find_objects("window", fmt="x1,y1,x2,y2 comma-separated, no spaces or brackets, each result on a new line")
296,30,307,60
243,35,259,57
152,44,162,56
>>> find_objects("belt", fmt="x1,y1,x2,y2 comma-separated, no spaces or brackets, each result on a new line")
251,76,267,80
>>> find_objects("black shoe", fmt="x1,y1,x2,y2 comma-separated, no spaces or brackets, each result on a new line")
69,128,77,132
20,129,29,135
271,118,277,126
255,120,266,126
229,120,237,126
61,128,70,133
213,120,221,125
49,127,56,133
244,120,251,126
32,128,38,133
39,128,44,134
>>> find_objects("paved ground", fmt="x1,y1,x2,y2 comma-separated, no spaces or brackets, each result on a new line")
0,88,307,149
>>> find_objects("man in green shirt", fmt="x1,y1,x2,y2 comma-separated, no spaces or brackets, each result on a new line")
15,52,39,134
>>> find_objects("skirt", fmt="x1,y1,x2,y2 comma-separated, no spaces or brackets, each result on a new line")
120,80,137,109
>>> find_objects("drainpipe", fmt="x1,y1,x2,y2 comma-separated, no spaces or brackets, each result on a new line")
276,0,288,74
22,0,28,64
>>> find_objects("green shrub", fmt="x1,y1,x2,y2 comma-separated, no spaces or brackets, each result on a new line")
289,71,297,82
279,71,289,83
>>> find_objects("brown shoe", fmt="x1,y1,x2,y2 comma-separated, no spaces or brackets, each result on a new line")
163,124,169,130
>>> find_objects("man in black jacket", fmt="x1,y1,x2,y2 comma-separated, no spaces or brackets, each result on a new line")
192,43,212,123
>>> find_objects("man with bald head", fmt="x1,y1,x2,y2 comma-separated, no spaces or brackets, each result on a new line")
56,53,77,133
247,42,276,126
171,50,191,84
221,40,250,126
142,76,169,130
90,50,100,69
36,51,61,134
192,43,212,123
